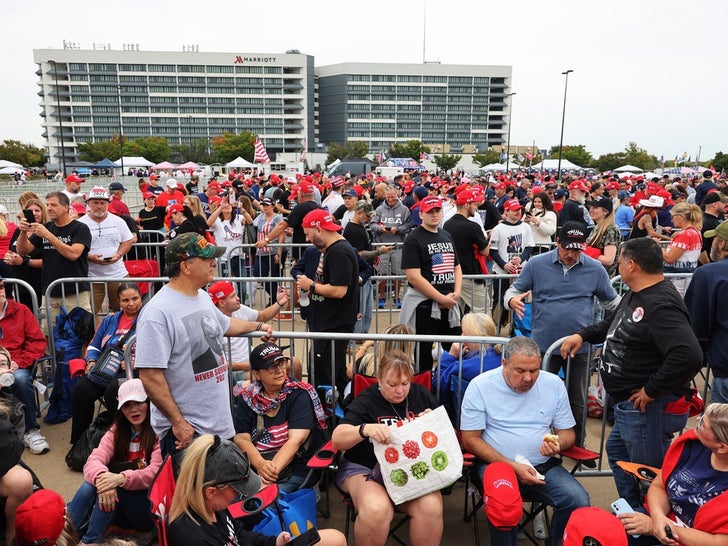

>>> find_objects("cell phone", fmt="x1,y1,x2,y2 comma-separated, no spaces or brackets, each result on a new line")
287,528,320,546
23,209,35,224
664,524,675,540
611,498,640,538
103,257,113,262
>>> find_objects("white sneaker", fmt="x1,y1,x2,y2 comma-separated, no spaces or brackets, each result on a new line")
23,429,50,454
532,506,547,540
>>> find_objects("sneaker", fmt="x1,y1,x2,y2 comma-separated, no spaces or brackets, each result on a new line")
532,506,547,540
378,298,387,309
23,429,50,454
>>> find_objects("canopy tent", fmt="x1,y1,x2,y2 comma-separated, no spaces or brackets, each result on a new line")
0,160,23,169
177,161,200,170
479,163,519,172
642,172,660,179
613,165,643,173
0,166,24,175
93,158,117,169
114,156,154,168
151,161,176,170
226,156,255,168
379,158,425,170
664,166,699,175
65,161,95,168
530,158,583,171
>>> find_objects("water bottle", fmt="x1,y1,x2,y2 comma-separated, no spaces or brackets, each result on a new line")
0,373,14,387
299,288,310,307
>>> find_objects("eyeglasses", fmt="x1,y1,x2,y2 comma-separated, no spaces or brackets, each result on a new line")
697,414,716,439
263,359,289,372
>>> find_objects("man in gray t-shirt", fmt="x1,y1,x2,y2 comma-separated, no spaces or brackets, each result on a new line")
135,233,273,458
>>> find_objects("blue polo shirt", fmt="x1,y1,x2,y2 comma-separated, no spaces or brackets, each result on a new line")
505,249,618,353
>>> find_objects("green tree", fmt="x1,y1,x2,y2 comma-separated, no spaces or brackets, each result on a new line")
710,152,728,173
622,141,658,171
325,141,370,165
0,140,46,167
173,138,212,164
548,145,593,168
210,131,256,164
123,136,171,164
471,150,501,167
325,142,346,165
433,153,462,172
388,140,430,161
592,152,627,173
77,134,127,162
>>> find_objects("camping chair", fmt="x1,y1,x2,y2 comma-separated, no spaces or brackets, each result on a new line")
616,461,659,506
148,456,176,546
30,355,54,417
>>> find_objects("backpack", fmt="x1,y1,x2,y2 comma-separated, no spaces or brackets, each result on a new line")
44,307,95,424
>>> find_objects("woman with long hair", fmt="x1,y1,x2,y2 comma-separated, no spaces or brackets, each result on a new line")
524,191,557,255
167,204,209,240
68,379,161,546
662,202,703,297
207,194,254,287
6,198,47,308
168,434,345,546
354,323,416,377
585,195,622,276
253,197,285,306
70,282,142,444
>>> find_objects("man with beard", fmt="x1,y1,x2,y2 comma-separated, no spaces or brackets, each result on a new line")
135,233,273,461
295,209,359,393
557,179,590,228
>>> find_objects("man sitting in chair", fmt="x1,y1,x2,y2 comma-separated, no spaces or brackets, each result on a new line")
460,336,589,546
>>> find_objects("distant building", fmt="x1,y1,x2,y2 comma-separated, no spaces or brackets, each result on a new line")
34,46,512,167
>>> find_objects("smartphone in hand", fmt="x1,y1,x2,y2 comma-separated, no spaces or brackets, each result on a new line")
23,209,36,224
611,498,639,538
287,528,320,546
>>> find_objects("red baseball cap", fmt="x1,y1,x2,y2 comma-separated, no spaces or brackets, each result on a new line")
143,191,156,199
14,489,67,546
168,203,185,214
494,181,508,190
207,182,222,193
483,463,522,530
569,180,589,192
456,189,478,205
65,174,84,184
563,507,627,546
208,280,235,304
298,181,315,194
302,208,341,231
419,195,443,212
503,199,523,212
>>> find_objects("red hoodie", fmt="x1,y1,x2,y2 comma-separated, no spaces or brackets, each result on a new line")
0,299,46,368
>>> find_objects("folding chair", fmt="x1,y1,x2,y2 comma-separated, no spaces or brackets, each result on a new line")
464,446,600,546
148,456,176,546
616,461,659,506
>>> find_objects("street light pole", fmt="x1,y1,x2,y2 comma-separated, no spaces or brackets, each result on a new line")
49,60,66,176
505,92,516,173
116,85,124,177
556,69,573,181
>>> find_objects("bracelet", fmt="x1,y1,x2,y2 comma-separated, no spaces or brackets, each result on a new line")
22,255,30,266
359,423,367,439
256,322,264,331
309,282,316,295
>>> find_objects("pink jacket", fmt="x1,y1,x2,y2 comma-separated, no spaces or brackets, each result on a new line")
83,424,162,490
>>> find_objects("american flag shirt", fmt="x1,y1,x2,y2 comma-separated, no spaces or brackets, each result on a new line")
401,226,459,294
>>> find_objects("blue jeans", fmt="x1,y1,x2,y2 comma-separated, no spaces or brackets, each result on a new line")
354,281,373,335
10,368,38,431
68,481,153,543
477,461,590,546
607,394,689,507
711,376,728,404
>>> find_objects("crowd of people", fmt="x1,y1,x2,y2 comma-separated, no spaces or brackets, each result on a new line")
0,163,726,545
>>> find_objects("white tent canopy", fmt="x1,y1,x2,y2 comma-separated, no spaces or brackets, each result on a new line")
226,156,255,168
0,166,24,175
531,158,583,171
0,160,23,169
479,163,520,172
114,156,154,168
613,165,644,173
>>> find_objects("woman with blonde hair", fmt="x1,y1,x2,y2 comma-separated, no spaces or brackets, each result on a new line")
663,202,703,297
183,194,206,219
585,195,622,276
168,434,345,546
354,323,416,377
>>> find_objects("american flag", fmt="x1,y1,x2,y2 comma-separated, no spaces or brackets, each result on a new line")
254,138,270,163
255,422,289,451
525,151,533,161
431,252,455,274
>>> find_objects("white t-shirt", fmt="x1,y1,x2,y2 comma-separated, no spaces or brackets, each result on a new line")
226,305,258,363
211,218,244,259
489,221,535,274
78,213,134,278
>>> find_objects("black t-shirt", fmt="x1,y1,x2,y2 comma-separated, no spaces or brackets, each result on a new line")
234,389,318,477
443,214,489,277
558,199,586,228
167,509,276,546
286,201,320,259
401,227,459,295
701,212,722,259
309,239,359,332
477,201,502,232
29,220,91,295
341,383,439,468
343,221,373,261
138,207,166,231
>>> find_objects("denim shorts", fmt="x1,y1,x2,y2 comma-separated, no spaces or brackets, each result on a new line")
335,457,383,490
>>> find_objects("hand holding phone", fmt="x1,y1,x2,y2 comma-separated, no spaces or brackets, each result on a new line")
611,498,640,538
23,209,36,224
286,528,320,546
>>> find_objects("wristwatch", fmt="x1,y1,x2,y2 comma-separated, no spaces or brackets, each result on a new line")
309,282,316,295
358,423,367,439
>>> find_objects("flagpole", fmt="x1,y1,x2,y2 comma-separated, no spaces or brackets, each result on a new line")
422,0,427,63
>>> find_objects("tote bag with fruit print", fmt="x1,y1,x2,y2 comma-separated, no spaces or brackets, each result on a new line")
373,405,463,504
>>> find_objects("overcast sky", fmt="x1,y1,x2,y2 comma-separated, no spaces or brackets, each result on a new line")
3,0,726,161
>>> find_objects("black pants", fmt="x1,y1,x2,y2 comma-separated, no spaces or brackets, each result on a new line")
70,375,123,444
414,300,461,372
311,335,350,395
